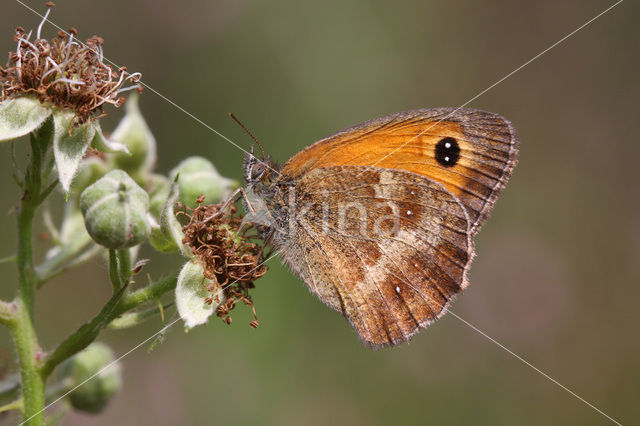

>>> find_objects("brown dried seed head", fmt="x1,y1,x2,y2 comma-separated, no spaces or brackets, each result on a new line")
1,17,142,123
179,198,268,328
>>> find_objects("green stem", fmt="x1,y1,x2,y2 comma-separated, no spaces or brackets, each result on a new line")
40,273,178,379
0,377,73,415
108,249,121,291
114,274,177,317
12,190,45,426
40,285,128,379
116,249,131,287
0,397,23,413
107,303,173,330
8,125,55,426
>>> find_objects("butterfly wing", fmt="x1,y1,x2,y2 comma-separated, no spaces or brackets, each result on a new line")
272,165,473,348
281,108,518,234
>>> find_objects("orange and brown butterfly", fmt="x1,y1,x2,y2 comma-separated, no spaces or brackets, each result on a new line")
241,108,518,348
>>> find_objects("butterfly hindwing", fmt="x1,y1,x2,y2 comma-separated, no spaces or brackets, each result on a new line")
270,165,473,348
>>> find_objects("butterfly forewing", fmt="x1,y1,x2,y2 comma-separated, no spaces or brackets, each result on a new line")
281,108,518,233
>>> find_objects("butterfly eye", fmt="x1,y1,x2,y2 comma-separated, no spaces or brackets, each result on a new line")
435,137,460,167
250,161,266,180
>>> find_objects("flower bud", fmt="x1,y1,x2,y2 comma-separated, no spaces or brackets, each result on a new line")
59,342,122,414
109,95,156,183
176,258,224,329
80,169,150,249
169,156,237,207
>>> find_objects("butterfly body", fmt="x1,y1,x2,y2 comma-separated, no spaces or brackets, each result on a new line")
243,108,518,348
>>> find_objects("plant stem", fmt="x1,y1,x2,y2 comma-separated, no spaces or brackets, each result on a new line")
114,274,177,317
12,186,45,426
40,285,128,379
116,249,131,287
40,273,178,380
9,124,54,426
108,249,121,291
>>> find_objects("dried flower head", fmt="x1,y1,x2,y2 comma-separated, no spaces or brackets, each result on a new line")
0,3,142,123
179,197,268,326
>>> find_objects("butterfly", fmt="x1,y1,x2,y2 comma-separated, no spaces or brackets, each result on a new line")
242,108,518,348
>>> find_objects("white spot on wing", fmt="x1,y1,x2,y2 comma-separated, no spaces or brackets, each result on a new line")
395,286,400,294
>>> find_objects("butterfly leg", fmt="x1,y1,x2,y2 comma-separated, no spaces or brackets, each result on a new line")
203,186,256,223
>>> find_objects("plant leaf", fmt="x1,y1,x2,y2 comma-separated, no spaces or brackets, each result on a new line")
90,121,130,154
149,178,191,256
176,259,223,329
0,97,51,142
52,110,96,194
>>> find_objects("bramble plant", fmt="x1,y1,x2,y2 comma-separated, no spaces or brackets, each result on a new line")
0,4,268,425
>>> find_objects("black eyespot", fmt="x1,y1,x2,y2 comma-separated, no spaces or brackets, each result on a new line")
435,137,460,167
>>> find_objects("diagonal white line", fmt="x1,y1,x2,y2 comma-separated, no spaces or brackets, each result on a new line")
18,317,182,426
12,0,283,176
355,0,624,177
17,252,280,425
448,311,623,425
10,1,626,425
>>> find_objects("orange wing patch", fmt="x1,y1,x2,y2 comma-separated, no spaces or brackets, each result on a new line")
281,108,518,233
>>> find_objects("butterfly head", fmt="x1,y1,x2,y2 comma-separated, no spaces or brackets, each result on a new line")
243,145,276,185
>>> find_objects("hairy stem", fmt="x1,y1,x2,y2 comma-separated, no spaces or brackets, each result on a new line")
40,273,178,379
108,249,121,291
40,285,128,379
9,123,54,426
116,249,131,287
11,152,42,424
114,274,177,317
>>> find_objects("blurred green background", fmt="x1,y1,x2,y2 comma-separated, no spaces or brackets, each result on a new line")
1,0,638,425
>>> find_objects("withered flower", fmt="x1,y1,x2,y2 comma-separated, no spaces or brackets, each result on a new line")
0,3,142,193
177,197,268,328
0,3,141,122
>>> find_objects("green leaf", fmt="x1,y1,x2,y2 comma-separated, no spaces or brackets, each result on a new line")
176,259,223,328
52,110,97,194
0,97,51,142
90,121,130,154
149,178,190,255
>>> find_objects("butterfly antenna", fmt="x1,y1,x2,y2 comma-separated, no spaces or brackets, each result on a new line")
229,113,266,159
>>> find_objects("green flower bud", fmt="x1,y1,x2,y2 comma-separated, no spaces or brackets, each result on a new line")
59,342,122,414
109,95,156,183
80,169,150,249
169,156,237,207
176,258,224,328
